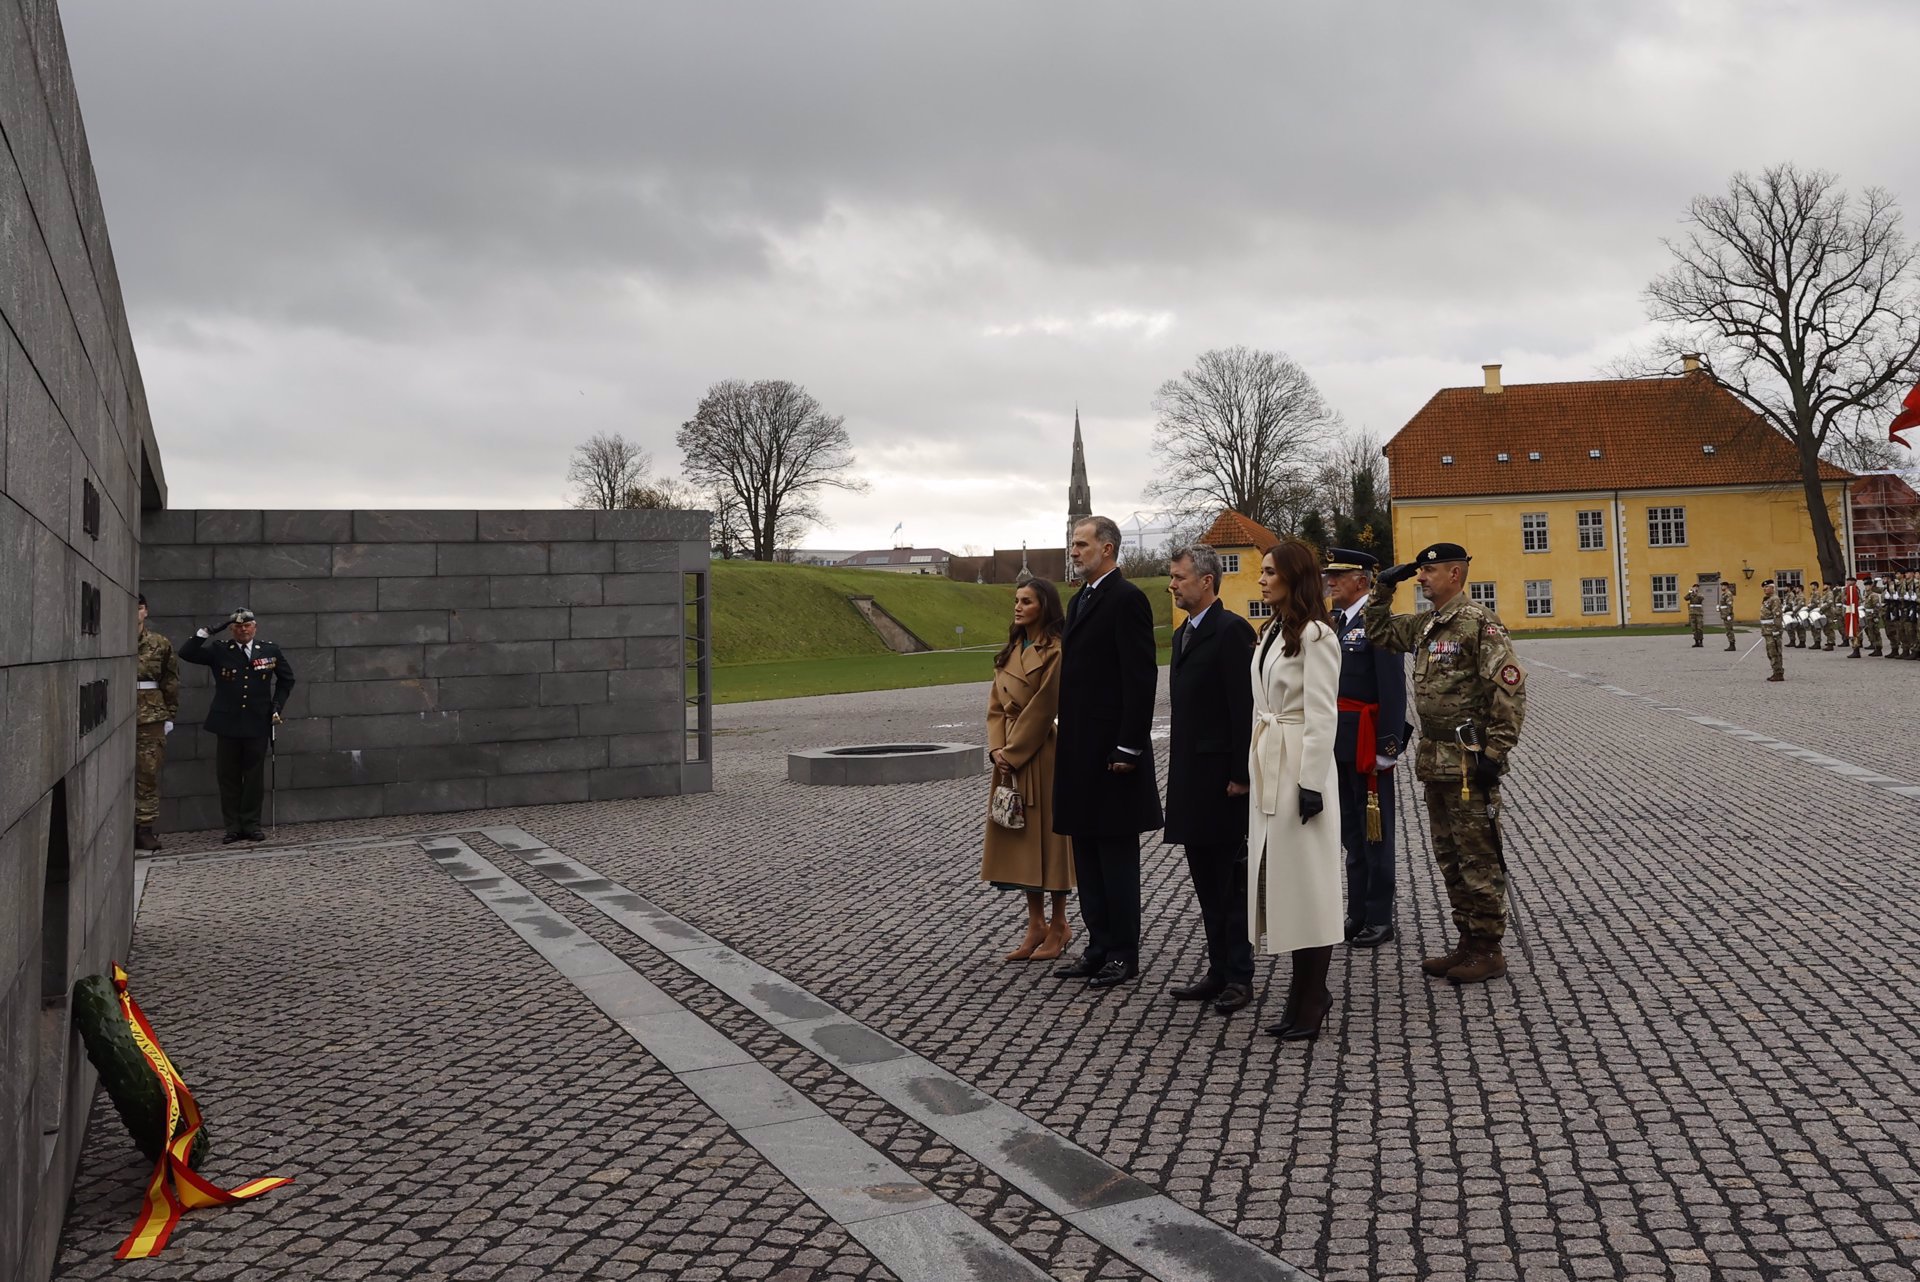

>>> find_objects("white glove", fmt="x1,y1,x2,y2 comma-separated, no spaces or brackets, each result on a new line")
194,627,208,638
1374,755,1397,773
163,721,173,736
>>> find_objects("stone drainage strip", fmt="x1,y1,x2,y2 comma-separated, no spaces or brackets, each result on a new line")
421,824,1310,1282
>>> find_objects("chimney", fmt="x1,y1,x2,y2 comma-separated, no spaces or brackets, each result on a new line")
1482,364,1503,395
1682,353,1701,373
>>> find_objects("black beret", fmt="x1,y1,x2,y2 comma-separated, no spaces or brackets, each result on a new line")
137,592,147,607
1415,542,1470,564
1324,547,1379,572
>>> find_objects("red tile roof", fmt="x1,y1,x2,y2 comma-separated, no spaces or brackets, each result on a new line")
1199,509,1279,551
1387,372,1852,501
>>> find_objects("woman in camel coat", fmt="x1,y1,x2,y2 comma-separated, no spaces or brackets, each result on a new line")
980,579,1075,960
1247,539,1345,1041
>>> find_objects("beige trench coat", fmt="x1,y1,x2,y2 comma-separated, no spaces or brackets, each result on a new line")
979,636,1075,892
1247,619,1344,953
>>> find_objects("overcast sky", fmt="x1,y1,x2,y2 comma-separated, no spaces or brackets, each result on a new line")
61,0,1920,553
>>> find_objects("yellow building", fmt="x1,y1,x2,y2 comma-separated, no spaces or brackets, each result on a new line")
1172,509,1279,628
1385,364,1855,628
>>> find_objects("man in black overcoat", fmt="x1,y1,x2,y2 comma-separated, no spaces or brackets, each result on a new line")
179,608,296,843
1325,549,1409,947
1052,515,1163,989
1161,545,1258,1013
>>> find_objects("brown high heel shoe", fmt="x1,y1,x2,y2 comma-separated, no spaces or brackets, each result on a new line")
1006,894,1047,960
1030,898,1072,960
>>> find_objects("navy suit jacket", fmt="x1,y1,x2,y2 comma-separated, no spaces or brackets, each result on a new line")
1331,598,1408,765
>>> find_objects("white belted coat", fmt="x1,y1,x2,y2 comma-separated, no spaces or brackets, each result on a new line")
1247,618,1345,954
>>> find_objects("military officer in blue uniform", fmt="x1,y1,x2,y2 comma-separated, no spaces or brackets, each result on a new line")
1325,549,1410,948
179,608,296,843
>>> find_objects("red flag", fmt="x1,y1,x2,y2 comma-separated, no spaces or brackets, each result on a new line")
1893,382,1920,449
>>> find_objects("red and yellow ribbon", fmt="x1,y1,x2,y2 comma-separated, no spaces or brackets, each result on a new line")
111,963,291,1259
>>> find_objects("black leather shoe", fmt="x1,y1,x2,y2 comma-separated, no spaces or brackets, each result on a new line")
1349,924,1396,949
1086,958,1138,989
244,829,267,842
1169,975,1225,1001
1053,955,1102,980
1212,983,1252,1014
222,831,243,844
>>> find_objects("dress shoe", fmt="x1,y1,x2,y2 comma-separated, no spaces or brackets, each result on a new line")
134,825,162,852
244,829,267,842
1349,924,1396,949
1212,982,1252,1014
1053,954,1102,979
1342,917,1361,942
221,831,243,845
1169,975,1226,1001
1086,958,1138,989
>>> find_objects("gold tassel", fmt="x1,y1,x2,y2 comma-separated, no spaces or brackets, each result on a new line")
1365,790,1382,842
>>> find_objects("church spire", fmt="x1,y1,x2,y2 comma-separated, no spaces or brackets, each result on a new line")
1066,406,1093,580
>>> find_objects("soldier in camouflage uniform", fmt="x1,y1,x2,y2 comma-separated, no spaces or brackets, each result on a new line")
134,594,180,851
1717,584,1736,651
1684,586,1705,647
1901,574,1918,658
1862,578,1885,657
1367,542,1526,986
1821,582,1841,651
1789,586,1807,648
1759,580,1785,682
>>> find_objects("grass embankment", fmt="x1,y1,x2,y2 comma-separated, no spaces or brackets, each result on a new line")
1515,623,1718,640
704,561,1172,702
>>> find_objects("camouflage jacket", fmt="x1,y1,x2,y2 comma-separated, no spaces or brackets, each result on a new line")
1363,582,1526,783
136,627,180,724
1760,595,1783,638
1717,593,1735,622
1684,589,1704,619
1863,589,1884,624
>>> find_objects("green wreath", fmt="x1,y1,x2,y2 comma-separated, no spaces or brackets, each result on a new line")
71,973,211,1167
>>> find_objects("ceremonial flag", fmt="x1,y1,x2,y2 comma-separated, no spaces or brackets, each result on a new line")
1844,579,1861,640
1893,382,1920,449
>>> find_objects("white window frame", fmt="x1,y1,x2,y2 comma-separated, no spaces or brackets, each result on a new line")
1776,569,1803,593
1469,581,1497,613
1220,553,1241,575
1577,509,1606,551
1521,512,1550,553
1650,574,1679,612
1413,585,1432,613
1246,599,1273,619
1525,579,1554,617
1580,577,1609,615
1647,506,1688,547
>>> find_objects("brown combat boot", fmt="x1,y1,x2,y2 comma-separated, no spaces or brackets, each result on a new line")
134,825,162,852
1446,938,1508,984
1420,933,1470,978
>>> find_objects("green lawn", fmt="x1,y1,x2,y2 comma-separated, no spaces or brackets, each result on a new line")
1514,623,1720,640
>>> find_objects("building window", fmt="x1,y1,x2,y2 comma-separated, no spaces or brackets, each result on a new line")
1581,577,1609,615
1577,509,1606,550
908,555,933,564
1412,584,1432,613
864,556,890,565
1220,553,1241,575
1647,506,1687,547
1521,513,1549,553
1247,599,1273,619
1777,569,1804,592
1469,581,1497,612
1525,580,1553,617
1651,574,1679,612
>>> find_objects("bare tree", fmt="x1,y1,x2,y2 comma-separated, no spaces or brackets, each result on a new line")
1823,423,1914,477
623,475,701,510
678,379,869,561
1146,346,1342,533
1643,164,1920,581
566,432,652,510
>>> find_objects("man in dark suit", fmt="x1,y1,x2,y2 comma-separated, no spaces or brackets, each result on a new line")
1325,549,1409,948
1162,545,1258,1013
1052,515,1163,989
179,608,297,843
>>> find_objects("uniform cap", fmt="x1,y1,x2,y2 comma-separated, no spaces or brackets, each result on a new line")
1324,547,1378,572
137,592,147,607
1761,578,1775,586
1415,542,1469,564
230,608,256,624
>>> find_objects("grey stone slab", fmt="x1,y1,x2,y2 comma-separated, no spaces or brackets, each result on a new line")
589,764,683,799
260,510,352,543
602,572,681,605
434,673,541,711
607,732,681,767
671,945,836,1026
377,576,490,611
555,637,625,671
549,541,614,574
436,542,547,576
395,744,499,781
423,640,554,677
595,509,709,541
28,521,65,662
330,543,437,578
494,735,607,774
458,705,577,743
1066,1198,1311,1282
539,670,606,705
284,749,402,789
333,644,426,681
475,510,595,542
570,604,679,639
488,574,603,608
529,862,723,953
446,606,569,642
351,510,476,543
613,541,681,573
137,544,210,580
0,498,32,668
302,678,438,717
134,580,248,617
273,785,386,824
382,777,488,816
783,1017,913,1069
485,771,590,808
569,965,681,1024
193,510,261,544
619,1007,757,1073
210,543,334,579
328,710,462,749
842,1204,1053,1282
742,1115,933,1224
139,509,194,544
315,611,449,647
625,636,683,669
247,577,378,613
677,1061,825,1132
5,369,73,534
679,540,710,572
609,667,682,702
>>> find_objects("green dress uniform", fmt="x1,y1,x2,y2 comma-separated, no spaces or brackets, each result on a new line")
134,626,180,847
1366,543,1527,984
179,621,296,841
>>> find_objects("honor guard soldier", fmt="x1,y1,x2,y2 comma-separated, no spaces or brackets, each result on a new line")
1324,549,1409,949
133,594,180,851
1862,577,1885,657
1717,583,1737,651
1759,579,1785,682
179,608,296,843
1684,585,1705,647
1821,582,1840,650
1366,543,1526,985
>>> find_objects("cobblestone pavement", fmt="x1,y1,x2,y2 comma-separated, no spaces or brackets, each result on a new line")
58,637,1920,1280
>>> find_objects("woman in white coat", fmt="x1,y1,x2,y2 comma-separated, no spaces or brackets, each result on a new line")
1247,539,1345,1042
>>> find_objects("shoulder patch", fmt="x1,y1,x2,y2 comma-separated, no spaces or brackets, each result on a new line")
1483,621,1509,640
1498,663,1523,688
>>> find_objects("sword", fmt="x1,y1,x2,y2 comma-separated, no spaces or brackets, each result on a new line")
1731,633,1767,665
268,722,277,840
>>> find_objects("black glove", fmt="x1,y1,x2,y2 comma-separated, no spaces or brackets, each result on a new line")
1377,563,1417,587
1472,755,1503,790
1298,788,1323,823
207,619,231,635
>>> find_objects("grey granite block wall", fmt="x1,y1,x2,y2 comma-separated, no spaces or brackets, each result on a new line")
0,1,168,1278
139,509,712,835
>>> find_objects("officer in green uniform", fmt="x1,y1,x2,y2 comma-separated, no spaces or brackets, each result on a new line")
1759,579,1785,682
179,608,296,843
1684,586,1705,647
1367,542,1527,985
134,594,180,851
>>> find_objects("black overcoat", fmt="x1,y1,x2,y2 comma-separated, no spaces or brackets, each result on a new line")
1051,571,1164,837
1162,604,1257,846
178,634,296,739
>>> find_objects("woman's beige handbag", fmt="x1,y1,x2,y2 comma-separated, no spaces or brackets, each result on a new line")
989,766,1026,829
